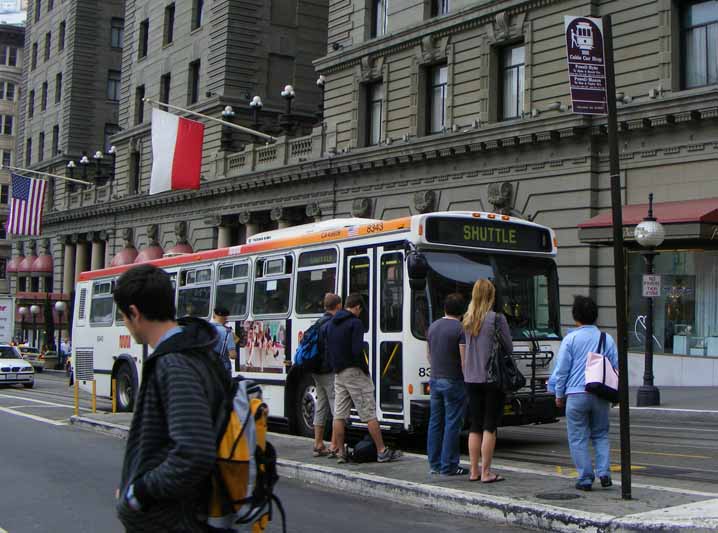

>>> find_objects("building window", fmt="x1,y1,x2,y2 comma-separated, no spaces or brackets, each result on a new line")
28,89,35,118
427,64,448,134
366,82,384,146
111,18,124,49
41,81,48,111
58,21,65,51
138,19,149,58
432,0,450,16
44,31,51,61
104,123,119,153
135,85,145,125
7,46,16,66
25,138,32,165
31,42,38,70
188,60,200,104
52,124,59,155
499,43,525,120
55,72,62,103
34,0,41,23
160,72,171,109
192,0,204,30
628,250,718,357
0,184,8,204
38,131,45,162
4,82,14,100
371,0,389,38
682,1,718,88
164,3,175,45
107,70,121,101
48,0,53,11
2,151,10,168
130,151,140,194
2,115,12,135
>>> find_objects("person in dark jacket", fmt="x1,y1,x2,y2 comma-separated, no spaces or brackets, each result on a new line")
326,293,400,463
311,293,341,457
113,264,229,533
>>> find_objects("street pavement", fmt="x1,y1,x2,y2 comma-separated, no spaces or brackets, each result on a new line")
0,373,527,533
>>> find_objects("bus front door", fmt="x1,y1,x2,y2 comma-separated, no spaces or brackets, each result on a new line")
345,252,374,390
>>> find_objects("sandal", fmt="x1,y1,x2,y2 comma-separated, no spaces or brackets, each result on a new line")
327,448,339,459
481,474,505,484
312,446,329,458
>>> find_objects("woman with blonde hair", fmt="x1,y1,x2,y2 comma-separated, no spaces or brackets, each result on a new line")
462,279,513,483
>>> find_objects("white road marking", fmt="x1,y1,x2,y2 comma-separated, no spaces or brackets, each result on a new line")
0,393,92,412
0,406,68,426
632,424,718,433
629,407,718,414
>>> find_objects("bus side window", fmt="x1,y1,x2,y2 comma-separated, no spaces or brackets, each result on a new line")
380,253,403,332
90,281,114,325
178,268,212,318
296,249,338,315
215,262,249,317
253,254,292,316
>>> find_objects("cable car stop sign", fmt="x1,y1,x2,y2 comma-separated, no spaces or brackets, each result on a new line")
564,16,608,115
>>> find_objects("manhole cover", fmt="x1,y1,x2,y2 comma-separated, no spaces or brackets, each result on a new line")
535,492,582,501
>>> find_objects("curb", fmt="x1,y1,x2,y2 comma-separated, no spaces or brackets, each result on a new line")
70,416,716,532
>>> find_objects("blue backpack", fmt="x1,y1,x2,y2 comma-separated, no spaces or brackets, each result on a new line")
293,317,329,372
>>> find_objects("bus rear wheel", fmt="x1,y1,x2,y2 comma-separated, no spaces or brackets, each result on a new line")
294,374,317,438
115,363,136,412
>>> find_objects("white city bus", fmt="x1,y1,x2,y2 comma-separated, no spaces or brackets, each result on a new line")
72,211,562,436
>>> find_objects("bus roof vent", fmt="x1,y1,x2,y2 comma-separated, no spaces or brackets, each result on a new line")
247,217,381,244
78,288,87,320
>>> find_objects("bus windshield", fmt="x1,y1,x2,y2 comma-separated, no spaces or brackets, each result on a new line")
412,251,561,341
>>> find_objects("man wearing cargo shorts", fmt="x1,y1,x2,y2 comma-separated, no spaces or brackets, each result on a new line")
326,293,400,463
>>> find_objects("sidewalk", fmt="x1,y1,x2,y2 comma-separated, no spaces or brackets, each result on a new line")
71,412,718,532
622,387,718,423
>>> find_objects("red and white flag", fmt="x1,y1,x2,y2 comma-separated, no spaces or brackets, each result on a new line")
149,108,205,195
8,173,47,236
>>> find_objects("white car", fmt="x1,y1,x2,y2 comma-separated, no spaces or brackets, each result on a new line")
0,345,35,388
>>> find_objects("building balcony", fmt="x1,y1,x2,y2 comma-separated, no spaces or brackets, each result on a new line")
65,181,113,210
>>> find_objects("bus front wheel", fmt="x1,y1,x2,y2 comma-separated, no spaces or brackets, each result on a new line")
115,363,136,412
294,374,317,438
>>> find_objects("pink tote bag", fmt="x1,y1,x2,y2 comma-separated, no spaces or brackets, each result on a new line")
584,332,619,402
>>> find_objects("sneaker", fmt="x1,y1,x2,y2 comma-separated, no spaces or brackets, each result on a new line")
575,482,592,492
600,476,613,488
445,466,469,476
377,447,401,463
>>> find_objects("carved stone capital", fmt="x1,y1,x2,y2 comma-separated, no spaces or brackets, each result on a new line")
26,240,37,255
39,239,50,255
413,190,436,214
351,197,372,218
120,228,134,247
305,202,321,218
174,221,188,244
270,207,286,222
147,224,160,246
238,211,252,225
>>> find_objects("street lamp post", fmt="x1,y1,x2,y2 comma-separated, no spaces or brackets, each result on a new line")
280,84,296,135
79,154,90,187
249,96,263,140
316,75,326,123
30,304,40,349
634,193,665,407
18,306,28,343
67,160,77,193
221,105,236,152
94,150,104,186
108,145,117,197
55,301,66,367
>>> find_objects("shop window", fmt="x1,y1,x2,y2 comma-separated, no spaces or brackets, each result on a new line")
499,43,525,120
682,0,718,88
426,64,448,134
31,277,39,292
371,0,389,38
365,81,384,146
19,277,26,291
628,250,718,357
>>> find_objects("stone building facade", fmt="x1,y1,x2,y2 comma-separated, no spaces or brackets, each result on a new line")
12,0,718,383
0,23,23,294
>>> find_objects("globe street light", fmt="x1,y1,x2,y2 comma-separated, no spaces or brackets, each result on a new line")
79,154,90,185
280,85,296,135
18,306,28,343
316,75,326,122
634,193,665,407
249,96,263,139
30,304,41,349
221,106,235,152
55,301,66,367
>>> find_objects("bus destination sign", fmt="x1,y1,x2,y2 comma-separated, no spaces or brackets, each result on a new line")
425,217,552,253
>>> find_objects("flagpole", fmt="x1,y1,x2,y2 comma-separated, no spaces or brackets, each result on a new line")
143,98,278,143
3,165,92,186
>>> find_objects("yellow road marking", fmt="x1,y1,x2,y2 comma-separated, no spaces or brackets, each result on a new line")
610,465,646,472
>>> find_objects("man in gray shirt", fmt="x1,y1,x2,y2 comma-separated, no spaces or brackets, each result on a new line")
426,293,467,475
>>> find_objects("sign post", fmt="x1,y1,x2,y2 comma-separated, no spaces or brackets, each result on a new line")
565,14,632,500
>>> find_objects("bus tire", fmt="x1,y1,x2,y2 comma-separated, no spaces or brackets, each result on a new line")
115,363,136,413
294,373,317,438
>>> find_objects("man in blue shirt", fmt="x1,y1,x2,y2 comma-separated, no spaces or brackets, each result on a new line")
551,295,618,491
210,307,237,376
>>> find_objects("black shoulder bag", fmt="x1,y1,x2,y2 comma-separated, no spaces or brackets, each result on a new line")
489,314,526,393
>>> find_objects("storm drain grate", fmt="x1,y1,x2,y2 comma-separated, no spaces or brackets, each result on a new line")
535,492,581,501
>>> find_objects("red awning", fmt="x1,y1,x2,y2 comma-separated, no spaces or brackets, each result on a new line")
578,198,718,228
32,255,53,275
18,254,37,273
135,245,165,263
7,256,23,273
110,247,139,267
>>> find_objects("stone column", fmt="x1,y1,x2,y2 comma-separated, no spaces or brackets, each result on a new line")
217,226,233,248
74,236,89,283
271,207,291,229
63,238,76,294
91,236,106,271
306,202,322,223
239,211,259,240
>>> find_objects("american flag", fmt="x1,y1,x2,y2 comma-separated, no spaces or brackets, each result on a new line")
8,173,47,236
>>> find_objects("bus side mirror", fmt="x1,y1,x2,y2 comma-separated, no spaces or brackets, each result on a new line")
407,251,428,291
